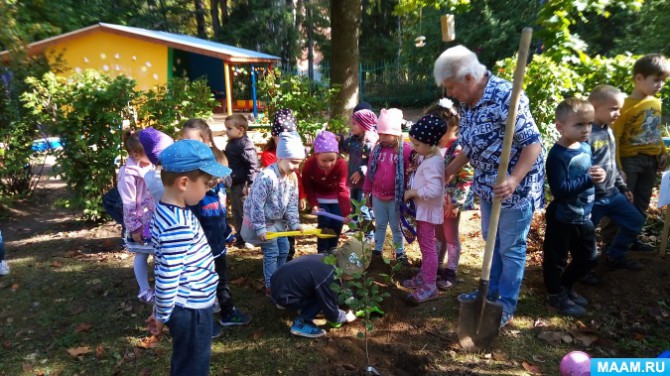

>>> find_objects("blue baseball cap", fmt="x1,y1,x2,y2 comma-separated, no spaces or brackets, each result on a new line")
159,140,231,177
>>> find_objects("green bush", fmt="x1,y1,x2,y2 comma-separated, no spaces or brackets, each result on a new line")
21,69,216,220
0,49,56,201
258,68,342,139
136,76,215,138
494,53,670,148
22,71,138,220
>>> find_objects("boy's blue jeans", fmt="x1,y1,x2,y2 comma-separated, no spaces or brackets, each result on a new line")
102,187,126,234
350,187,373,221
591,191,644,259
316,202,343,253
166,305,213,376
262,236,290,288
281,298,322,322
372,197,404,254
480,200,533,315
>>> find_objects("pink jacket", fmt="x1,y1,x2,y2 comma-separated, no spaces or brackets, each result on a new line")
118,156,155,236
363,142,413,201
411,155,445,224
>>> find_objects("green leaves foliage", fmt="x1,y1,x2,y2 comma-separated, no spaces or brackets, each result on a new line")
135,77,215,138
20,69,214,220
258,68,344,138
493,52,668,149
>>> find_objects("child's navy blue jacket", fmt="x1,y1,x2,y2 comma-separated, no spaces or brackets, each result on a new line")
189,182,231,258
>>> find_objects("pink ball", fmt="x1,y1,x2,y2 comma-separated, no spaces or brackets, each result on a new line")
560,351,591,376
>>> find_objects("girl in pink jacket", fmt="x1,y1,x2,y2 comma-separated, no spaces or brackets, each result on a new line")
402,115,447,304
362,108,413,264
118,131,155,304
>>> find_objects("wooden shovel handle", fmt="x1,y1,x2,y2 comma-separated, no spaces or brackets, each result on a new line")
480,27,533,281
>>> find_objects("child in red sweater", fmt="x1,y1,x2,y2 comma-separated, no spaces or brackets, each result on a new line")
302,131,351,253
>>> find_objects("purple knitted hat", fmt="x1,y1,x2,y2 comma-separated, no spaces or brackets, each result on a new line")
272,108,297,136
138,127,174,165
313,131,339,154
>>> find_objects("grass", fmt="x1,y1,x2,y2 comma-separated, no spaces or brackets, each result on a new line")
1,184,670,375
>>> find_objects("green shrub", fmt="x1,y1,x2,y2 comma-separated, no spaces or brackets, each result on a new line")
135,76,215,138
21,70,216,220
258,68,342,139
494,53,670,148
22,71,138,220
0,49,57,201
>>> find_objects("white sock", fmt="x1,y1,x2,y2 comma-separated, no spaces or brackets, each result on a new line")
133,253,151,293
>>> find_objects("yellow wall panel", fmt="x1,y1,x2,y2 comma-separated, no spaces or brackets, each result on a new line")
46,30,168,91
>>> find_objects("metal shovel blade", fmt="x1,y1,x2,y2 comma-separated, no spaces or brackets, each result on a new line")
457,282,503,351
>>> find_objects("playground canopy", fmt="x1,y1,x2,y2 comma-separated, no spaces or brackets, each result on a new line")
0,22,280,116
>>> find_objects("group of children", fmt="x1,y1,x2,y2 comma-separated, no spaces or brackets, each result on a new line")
100,52,668,374
543,53,669,317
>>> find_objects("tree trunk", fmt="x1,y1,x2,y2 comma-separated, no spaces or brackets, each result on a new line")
221,0,228,24
210,0,221,39
330,0,361,117
194,0,207,38
282,0,296,69
306,2,314,80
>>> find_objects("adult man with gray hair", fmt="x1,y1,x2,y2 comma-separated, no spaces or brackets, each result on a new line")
436,45,545,328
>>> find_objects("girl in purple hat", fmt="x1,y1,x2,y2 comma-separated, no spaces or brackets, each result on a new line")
118,130,156,304
302,131,351,253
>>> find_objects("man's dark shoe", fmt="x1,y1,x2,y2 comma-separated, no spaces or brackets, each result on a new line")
630,240,655,253
579,271,600,286
605,256,643,271
566,287,588,306
548,291,586,317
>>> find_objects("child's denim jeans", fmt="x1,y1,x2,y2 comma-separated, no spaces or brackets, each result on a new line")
262,236,290,288
166,305,213,376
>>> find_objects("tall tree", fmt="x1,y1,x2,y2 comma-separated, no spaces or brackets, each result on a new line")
330,0,361,116
194,0,207,38
210,0,221,39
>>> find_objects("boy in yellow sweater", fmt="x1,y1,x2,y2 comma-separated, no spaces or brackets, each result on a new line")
612,54,670,230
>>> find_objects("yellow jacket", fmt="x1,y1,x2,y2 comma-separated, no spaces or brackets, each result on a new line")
612,96,665,165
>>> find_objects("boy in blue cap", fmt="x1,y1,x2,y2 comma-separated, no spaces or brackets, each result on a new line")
146,140,230,376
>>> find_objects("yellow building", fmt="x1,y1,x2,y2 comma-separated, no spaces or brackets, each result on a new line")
0,23,279,115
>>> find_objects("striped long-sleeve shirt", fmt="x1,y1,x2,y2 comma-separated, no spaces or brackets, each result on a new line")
151,202,219,323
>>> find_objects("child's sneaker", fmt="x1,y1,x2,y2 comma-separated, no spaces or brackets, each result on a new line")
566,287,588,306
211,322,223,339
219,307,252,327
401,273,424,289
548,291,586,317
395,253,410,266
290,318,326,338
0,260,10,276
579,271,600,286
436,268,456,290
605,256,643,270
138,288,155,304
407,284,439,304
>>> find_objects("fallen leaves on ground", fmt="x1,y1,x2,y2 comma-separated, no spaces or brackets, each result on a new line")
230,276,246,285
95,345,105,359
67,346,92,358
75,323,93,333
137,336,159,349
522,361,541,374
50,261,62,267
